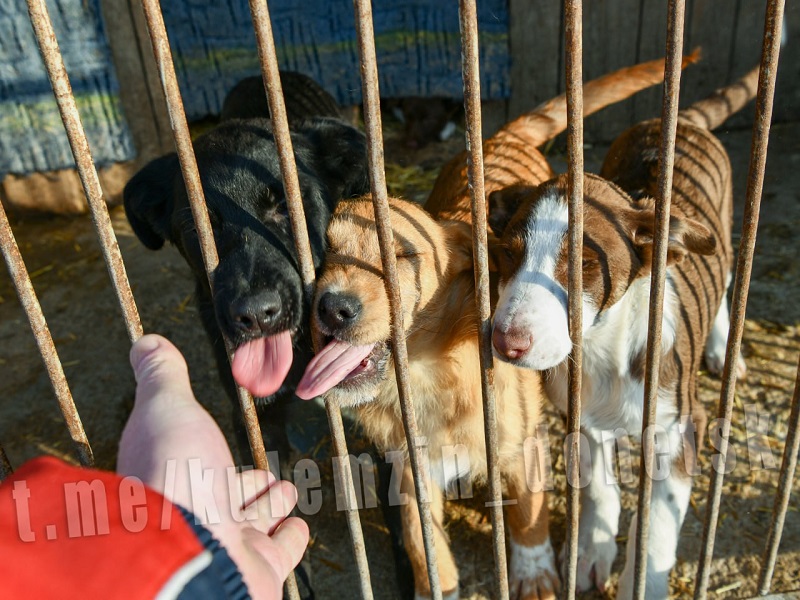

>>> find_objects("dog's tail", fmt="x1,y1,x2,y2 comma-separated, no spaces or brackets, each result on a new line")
503,49,701,148
678,65,761,130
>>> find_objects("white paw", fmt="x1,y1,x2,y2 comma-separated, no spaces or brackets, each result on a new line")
704,342,747,379
559,527,617,593
509,539,560,600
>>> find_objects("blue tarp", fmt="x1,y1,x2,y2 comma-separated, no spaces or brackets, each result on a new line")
0,0,510,175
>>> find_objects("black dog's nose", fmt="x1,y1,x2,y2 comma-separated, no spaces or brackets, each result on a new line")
318,292,362,330
230,290,283,335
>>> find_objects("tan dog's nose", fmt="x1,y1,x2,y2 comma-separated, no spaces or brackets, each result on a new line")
318,291,362,331
492,327,532,360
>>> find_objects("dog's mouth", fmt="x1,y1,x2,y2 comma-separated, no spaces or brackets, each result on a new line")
231,330,296,398
295,337,390,400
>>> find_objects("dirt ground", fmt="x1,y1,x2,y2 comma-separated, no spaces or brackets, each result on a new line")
1,116,799,599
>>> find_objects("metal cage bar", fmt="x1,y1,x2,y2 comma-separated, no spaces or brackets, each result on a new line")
0,200,94,466
758,354,800,594
247,1,373,597
457,1,509,596
694,1,786,597
562,0,585,597
631,1,687,597
137,0,270,475
26,0,143,344
352,0,443,597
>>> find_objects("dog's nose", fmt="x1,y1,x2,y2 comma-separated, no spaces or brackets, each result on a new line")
492,327,532,360
230,290,283,335
318,292,362,330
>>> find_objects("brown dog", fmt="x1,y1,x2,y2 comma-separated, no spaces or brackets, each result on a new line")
296,197,557,600
487,66,758,598
426,52,699,226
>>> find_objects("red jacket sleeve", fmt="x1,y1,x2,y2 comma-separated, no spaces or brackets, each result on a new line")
0,456,208,598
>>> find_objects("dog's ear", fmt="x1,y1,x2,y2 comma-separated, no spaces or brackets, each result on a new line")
629,199,717,266
123,154,180,250
304,119,370,203
440,220,474,274
488,184,532,236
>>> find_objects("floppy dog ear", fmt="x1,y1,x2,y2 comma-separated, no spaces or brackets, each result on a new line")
304,119,370,202
630,199,717,266
440,220,474,274
487,184,532,236
123,154,180,250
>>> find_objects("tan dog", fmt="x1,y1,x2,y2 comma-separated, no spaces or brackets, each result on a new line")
487,66,759,599
296,197,557,600
426,52,699,226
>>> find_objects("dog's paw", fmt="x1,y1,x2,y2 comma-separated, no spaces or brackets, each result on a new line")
704,343,747,380
509,539,560,600
559,528,617,593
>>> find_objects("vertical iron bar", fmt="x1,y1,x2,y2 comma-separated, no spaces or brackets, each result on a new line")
26,0,143,344
563,1,584,597
352,0,442,597
0,442,12,481
247,1,373,598
0,199,94,466
694,1,785,597
633,2,686,598
139,0,268,473
457,1,509,597
758,355,800,594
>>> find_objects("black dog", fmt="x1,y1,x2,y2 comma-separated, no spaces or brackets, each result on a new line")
123,76,369,464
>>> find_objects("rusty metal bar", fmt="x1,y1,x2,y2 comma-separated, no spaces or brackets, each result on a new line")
247,1,373,598
0,441,11,481
633,1,687,597
0,201,94,466
562,0,585,597
758,354,800,594
694,1,785,597
139,0,268,473
458,1,509,597
26,0,143,344
352,0,442,597
247,0,316,294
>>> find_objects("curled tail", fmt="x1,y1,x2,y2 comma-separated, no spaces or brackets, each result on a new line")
505,49,702,148
678,65,760,130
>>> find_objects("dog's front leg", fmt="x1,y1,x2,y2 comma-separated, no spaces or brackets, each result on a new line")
506,471,558,600
399,463,459,600
616,448,691,600
561,427,622,594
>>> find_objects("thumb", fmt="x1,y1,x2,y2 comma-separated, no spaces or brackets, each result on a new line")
130,334,192,407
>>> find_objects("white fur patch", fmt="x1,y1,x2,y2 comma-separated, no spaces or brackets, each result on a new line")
493,191,573,369
509,538,558,587
616,471,692,600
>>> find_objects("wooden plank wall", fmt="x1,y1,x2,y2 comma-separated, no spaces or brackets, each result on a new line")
509,0,800,143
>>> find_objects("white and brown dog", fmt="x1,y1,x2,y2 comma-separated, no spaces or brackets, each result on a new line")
487,67,758,598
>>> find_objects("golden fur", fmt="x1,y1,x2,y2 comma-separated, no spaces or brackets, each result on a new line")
313,197,557,599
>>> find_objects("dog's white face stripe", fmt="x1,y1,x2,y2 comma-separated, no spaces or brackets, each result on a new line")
493,190,596,370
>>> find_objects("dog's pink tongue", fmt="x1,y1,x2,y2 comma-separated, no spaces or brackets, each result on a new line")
295,339,374,400
231,331,293,398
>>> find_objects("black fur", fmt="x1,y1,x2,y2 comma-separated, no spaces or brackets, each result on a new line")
124,116,368,457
